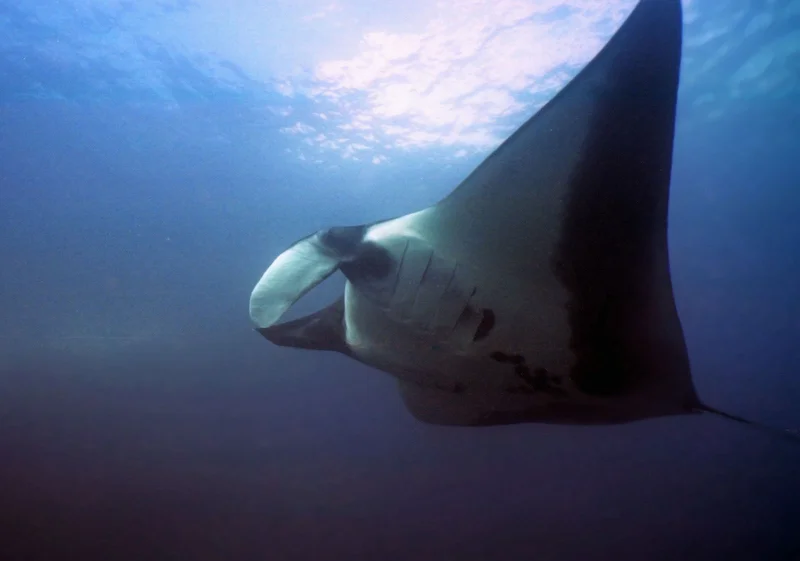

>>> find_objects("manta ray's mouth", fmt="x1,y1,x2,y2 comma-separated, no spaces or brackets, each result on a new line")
255,298,350,355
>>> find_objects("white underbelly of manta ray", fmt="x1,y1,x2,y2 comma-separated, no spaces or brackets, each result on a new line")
341,212,578,401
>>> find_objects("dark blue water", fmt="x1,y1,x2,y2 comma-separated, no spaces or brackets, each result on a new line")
1,1,799,560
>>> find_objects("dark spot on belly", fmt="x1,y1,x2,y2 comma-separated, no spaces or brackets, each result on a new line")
490,353,570,398
472,308,495,341
500,363,568,398
489,351,525,364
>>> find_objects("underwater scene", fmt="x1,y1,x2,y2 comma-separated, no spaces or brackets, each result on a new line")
1,0,799,560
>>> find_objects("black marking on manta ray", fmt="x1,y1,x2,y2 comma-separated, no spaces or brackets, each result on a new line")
441,285,493,342
390,239,409,295
426,262,459,330
417,249,434,286
407,249,435,320
513,366,567,398
489,351,525,364
490,353,567,397
458,286,477,321
531,367,568,397
472,308,495,341
412,379,466,394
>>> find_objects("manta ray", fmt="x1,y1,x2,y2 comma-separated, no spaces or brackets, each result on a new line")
249,0,796,438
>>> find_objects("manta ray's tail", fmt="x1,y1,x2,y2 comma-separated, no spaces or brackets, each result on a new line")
694,403,800,443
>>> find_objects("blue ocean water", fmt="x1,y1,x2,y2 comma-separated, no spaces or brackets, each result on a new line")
1,1,799,560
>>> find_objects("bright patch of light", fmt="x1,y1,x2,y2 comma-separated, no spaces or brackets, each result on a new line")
5,0,796,163
291,0,639,159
